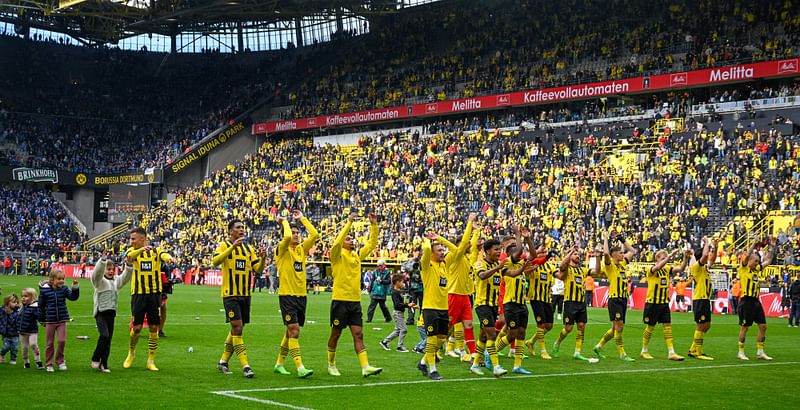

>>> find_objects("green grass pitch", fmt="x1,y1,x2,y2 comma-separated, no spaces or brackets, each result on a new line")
1,276,797,409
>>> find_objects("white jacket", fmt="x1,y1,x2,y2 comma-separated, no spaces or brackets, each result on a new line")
91,258,133,316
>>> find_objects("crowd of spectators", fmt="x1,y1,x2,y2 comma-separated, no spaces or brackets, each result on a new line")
131,104,800,272
284,0,799,119
0,187,85,252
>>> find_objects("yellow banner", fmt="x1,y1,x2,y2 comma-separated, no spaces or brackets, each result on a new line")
58,0,87,9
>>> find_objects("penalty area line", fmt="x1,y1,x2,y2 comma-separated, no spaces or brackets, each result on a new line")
210,390,314,410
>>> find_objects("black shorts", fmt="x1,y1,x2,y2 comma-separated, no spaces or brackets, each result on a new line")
422,309,449,336
131,294,161,326
563,301,587,325
693,299,712,324
608,298,628,323
676,295,685,304
643,303,671,325
738,296,766,326
530,300,554,325
280,295,307,326
503,302,528,329
475,305,498,329
330,301,363,329
223,296,252,324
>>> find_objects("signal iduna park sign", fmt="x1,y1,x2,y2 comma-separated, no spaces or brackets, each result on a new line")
252,58,798,135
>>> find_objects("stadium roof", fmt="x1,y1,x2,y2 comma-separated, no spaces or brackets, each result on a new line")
0,0,401,44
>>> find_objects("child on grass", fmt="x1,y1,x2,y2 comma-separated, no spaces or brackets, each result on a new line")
19,288,42,369
0,294,20,364
91,254,132,373
380,275,416,352
39,269,80,372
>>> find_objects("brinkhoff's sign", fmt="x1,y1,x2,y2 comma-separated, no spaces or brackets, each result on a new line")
168,122,246,175
13,167,58,183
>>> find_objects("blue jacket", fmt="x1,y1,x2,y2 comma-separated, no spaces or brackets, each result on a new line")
18,303,39,334
0,308,20,337
38,284,79,323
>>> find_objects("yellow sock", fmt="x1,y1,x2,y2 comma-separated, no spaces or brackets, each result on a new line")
756,341,765,351
691,330,703,355
276,335,289,366
454,323,465,352
537,327,547,351
597,328,614,348
220,332,234,363
424,336,438,367
495,335,509,352
232,335,249,368
555,328,568,346
497,326,509,341
288,338,304,369
147,331,158,361
614,330,625,356
357,350,369,368
129,329,140,354
664,327,674,352
575,329,584,355
642,325,655,350
486,339,499,368
738,341,746,353
514,342,523,368
327,348,336,367
446,336,455,353
473,340,486,367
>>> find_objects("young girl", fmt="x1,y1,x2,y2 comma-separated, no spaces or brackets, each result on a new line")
38,270,80,372
0,294,20,364
91,255,132,372
19,288,43,369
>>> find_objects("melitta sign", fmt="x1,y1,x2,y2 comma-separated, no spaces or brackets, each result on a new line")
252,58,800,135
12,168,58,183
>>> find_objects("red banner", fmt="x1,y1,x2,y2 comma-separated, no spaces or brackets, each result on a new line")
253,59,799,135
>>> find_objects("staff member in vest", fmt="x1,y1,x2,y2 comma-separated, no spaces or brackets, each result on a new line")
737,237,776,360
122,227,173,371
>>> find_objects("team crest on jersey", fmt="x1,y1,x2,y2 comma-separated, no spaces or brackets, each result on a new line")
228,311,235,318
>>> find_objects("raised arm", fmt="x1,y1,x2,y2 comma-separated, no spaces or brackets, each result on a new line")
502,259,526,278
212,240,239,267
116,264,134,289
468,228,481,265
276,217,292,255
651,249,679,274
358,214,379,261
253,246,268,275
476,261,505,280
622,239,637,261
698,237,711,265
454,214,476,259
92,258,107,287
510,225,524,261
331,213,354,262
299,214,320,253
556,247,574,280
671,250,692,274
593,247,604,277
603,233,612,265
421,237,432,269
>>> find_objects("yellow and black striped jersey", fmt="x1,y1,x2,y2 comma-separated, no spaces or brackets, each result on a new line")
562,266,588,303
605,259,630,299
528,262,555,303
128,247,172,295
646,265,671,304
690,262,711,300
738,264,765,298
502,259,526,304
215,241,259,297
473,259,501,307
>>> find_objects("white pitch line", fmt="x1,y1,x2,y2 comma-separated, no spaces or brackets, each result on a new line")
211,390,313,410
210,361,799,409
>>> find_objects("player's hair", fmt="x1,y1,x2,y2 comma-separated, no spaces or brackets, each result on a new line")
484,238,502,252
228,219,244,231
129,227,147,236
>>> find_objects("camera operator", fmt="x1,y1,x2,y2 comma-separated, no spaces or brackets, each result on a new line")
402,258,423,325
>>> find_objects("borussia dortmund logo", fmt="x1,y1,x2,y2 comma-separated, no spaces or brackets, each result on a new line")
285,314,292,321
482,319,488,325
644,317,650,323
700,315,705,321
427,325,433,332
333,319,340,326
509,321,516,327
615,313,621,319
76,173,87,185
536,316,542,322
228,311,235,318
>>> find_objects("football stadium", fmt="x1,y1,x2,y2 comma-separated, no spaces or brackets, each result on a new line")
0,0,799,408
